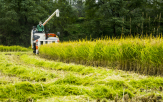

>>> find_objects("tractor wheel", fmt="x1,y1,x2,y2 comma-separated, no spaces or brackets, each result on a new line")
33,43,36,54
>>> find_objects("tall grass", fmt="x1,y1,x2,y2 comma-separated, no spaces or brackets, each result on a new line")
39,35,163,76
0,45,29,52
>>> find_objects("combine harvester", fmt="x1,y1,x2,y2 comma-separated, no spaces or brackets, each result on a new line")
31,9,60,54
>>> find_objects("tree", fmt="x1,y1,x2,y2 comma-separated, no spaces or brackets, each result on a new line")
84,0,150,37
0,0,50,46
48,0,78,41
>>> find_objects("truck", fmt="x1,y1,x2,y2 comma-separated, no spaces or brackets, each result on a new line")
31,9,60,54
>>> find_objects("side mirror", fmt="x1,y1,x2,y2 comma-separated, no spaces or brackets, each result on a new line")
57,32,60,36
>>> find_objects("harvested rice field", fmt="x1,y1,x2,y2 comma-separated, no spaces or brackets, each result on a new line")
0,43,163,102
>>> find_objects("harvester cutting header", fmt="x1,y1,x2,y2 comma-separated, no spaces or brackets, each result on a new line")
31,9,60,54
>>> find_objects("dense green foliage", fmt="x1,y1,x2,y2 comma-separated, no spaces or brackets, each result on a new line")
0,0,77,46
0,0,163,46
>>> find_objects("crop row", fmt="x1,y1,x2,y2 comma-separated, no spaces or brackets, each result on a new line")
20,55,108,75
39,36,163,76
0,45,29,52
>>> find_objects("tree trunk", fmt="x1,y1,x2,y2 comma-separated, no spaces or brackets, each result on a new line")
113,24,116,37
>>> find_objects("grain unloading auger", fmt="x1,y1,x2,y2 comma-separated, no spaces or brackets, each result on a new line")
31,9,60,54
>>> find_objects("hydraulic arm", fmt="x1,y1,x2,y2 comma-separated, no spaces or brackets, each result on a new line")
43,9,59,26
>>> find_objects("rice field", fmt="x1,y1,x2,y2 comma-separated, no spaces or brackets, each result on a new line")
0,46,163,102
39,35,163,76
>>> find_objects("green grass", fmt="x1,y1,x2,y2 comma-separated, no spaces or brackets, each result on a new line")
0,45,30,52
20,54,109,75
1,76,163,101
0,54,57,82
129,77,163,88
0,82,86,101
0,52,163,102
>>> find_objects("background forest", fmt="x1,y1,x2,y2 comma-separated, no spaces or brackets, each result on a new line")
0,0,163,47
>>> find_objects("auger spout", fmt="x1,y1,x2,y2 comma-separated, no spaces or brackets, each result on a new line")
43,9,59,26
